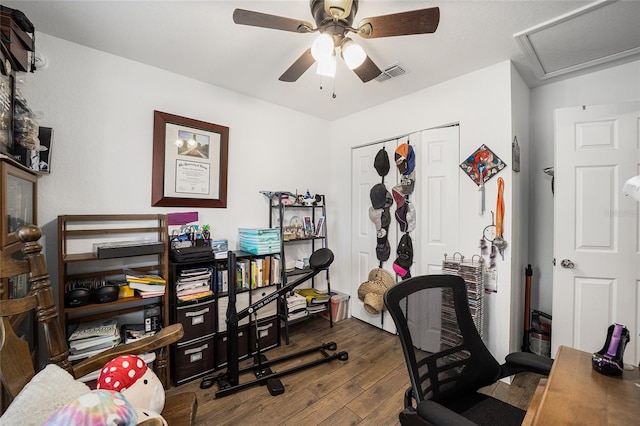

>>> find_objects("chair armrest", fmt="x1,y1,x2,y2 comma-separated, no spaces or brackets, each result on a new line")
502,351,553,377
72,324,184,379
416,400,477,426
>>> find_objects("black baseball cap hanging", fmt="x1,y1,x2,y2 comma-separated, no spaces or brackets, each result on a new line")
393,233,413,279
369,183,388,209
374,147,390,177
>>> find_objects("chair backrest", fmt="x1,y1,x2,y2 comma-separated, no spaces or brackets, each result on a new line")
384,274,501,405
1,226,194,423
0,225,72,402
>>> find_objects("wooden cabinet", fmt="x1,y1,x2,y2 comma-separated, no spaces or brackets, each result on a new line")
57,214,171,386
0,154,38,374
0,154,37,252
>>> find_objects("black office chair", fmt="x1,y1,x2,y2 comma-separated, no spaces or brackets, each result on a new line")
384,274,553,426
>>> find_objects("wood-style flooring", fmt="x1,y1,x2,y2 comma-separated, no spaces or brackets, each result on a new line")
166,316,544,425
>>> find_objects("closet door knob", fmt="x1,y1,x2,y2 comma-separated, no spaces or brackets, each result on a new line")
560,259,575,269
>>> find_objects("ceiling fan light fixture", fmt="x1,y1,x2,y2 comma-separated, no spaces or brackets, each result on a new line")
324,0,353,19
316,54,337,77
342,38,366,69
311,33,335,61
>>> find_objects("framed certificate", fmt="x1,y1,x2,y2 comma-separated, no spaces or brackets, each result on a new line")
152,111,229,208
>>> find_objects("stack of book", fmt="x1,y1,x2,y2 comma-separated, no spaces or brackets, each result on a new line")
234,255,281,290
175,267,213,303
295,288,329,314
286,292,308,321
124,268,166,298
215,267,229,293
68,318,120,361
295,288,330,304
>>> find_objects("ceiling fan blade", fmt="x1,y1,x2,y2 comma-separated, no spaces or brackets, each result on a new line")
352,55,382,83
357,7,440,39
279,49,316,82
233,9,313,33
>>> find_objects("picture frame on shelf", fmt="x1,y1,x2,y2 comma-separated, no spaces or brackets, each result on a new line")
152,110,229,208
303,216,314,236
38,126,53,173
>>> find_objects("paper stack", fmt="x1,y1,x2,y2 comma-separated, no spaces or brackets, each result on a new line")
120,323,157,344
176,267,213,303
286,292,308,321
124,268,166,298
68,318,120,361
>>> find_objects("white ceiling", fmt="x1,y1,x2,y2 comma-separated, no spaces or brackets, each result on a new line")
5,0,640,121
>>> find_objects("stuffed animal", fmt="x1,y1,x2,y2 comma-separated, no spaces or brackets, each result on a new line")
44,389,137,425
97,354,166,425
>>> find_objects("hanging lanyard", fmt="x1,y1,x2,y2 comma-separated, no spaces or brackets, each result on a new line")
496,177,504,238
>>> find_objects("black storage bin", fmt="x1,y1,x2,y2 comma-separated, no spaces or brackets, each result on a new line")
171,336,215,385
215,325,249,368
249,317,279,355
175,299,216,343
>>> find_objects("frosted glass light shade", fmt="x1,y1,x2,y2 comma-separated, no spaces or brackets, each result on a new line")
342,39,366,69
311,33,334,61
316,55,336,77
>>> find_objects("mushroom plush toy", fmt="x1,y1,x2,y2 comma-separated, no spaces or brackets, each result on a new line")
97,354,166,425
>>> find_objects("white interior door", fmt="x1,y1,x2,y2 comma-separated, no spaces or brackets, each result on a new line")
351,141,398,332
553,102,640,365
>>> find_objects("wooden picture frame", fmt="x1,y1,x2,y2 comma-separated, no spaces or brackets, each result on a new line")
152,111,228,208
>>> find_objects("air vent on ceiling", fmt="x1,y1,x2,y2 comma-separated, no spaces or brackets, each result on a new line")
375,63,408,82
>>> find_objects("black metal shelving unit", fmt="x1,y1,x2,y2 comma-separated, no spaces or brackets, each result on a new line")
267,194,333,344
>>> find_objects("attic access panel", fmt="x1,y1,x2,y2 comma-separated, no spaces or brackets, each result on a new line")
514,0,640,80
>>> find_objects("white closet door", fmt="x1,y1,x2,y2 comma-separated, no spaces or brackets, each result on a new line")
350,126,459,335
414,125,460,275
351,141,398,332
406,126,460,351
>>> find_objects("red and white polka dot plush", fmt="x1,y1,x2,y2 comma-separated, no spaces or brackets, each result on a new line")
97,355,165,418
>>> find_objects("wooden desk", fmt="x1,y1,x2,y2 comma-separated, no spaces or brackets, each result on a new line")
527,345,639,425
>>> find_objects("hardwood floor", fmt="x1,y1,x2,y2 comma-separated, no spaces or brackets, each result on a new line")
166,316,544,425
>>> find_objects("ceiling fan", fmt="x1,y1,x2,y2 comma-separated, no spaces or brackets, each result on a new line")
233,0,440,83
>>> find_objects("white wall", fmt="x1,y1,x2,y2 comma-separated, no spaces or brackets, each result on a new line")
330,61,522,361
510,62,531,353
26,33,330,296
529,60,640,315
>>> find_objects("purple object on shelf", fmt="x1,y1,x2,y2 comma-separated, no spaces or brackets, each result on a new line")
592,323,630,376
606,323,623,357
